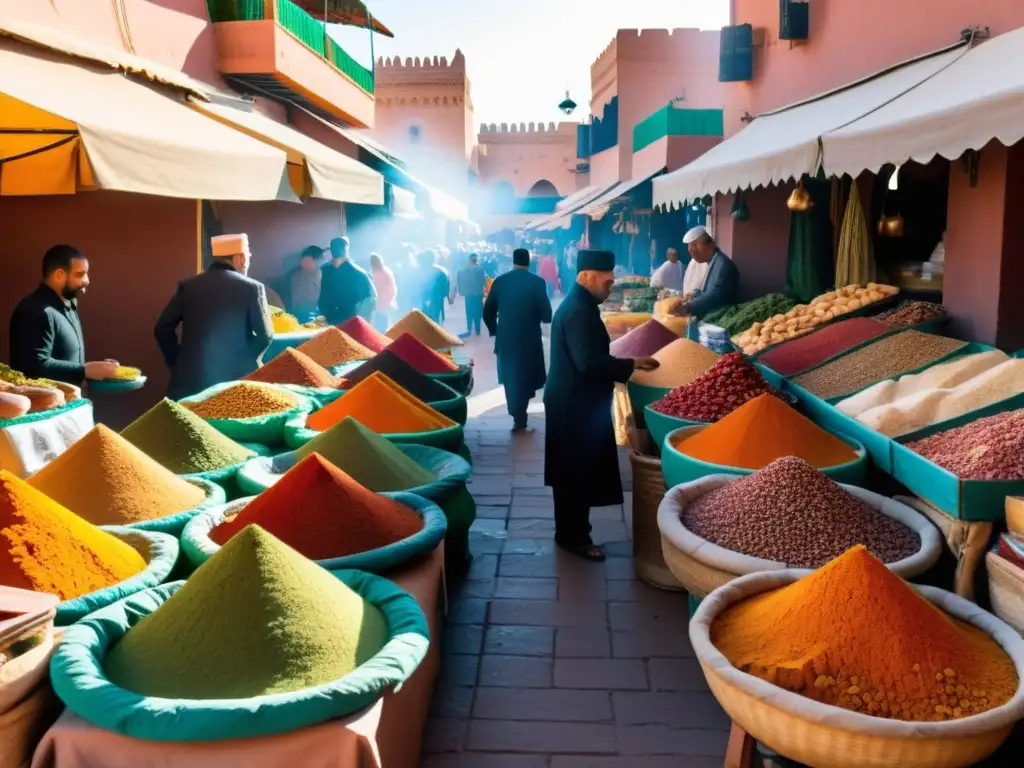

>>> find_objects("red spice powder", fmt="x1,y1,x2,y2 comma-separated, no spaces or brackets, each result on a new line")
244,348,338,388
338,316,392,354
386,333,460,374
211,453,423,559
758,318,891,377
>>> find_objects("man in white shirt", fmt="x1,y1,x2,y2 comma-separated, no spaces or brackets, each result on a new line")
650,247,684,291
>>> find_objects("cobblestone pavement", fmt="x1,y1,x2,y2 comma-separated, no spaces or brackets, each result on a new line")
421,307,730,766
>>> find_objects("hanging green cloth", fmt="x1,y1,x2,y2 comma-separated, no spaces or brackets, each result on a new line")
785,177,834,302
835,178,875,288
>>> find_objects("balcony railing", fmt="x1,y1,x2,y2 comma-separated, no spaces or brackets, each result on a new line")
207,0,374,94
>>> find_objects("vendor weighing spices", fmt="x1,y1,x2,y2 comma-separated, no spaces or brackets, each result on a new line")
9,245,118,385
544,249,659,561
670,226,739,340
154,234,274,399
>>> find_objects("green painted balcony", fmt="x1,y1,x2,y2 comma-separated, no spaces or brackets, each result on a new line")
208,0,377,128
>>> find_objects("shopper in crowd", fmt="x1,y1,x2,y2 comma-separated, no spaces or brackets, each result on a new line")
483,248,552,431
650,246,684,292
369,252,397,331
455,253,487,336
154,234,272,399
420,248,451,324
537,249,559,299
9,245,118,385
673,225,739,339
544,249,658,561
279,245,323,323
318,236,377,325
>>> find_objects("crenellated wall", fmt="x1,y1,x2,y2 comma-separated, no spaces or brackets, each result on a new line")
476,122,580,198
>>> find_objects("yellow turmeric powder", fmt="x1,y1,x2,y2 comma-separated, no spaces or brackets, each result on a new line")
0,470,147,600
712,546,1017,721
306,372,456,433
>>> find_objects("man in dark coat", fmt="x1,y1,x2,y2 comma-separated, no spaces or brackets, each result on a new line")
9,245,118,385
318,236,377,325
154,233,273,399
483,248,552,431
544,249,659,561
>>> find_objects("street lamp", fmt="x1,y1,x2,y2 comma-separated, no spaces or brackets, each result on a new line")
557,90,577,116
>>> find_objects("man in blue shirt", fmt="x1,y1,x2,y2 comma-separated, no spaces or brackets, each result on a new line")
318,237,377,325
455,253,487,336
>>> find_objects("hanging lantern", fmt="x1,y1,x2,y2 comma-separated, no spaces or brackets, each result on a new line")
787,179,814,212
558,90,577,116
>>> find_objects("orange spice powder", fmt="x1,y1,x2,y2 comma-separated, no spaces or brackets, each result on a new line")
306,372,456,434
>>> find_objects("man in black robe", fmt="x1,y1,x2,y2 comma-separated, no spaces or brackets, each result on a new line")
544,249,659,561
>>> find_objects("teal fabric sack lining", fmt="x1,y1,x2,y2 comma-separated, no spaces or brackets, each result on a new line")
0,396,91,428
326,368,468,424
178,382,314,445
55,527,180,627
50,569,430,742
123,478,226,536
180,491,448,574
283,413,465,455
429,365,473,396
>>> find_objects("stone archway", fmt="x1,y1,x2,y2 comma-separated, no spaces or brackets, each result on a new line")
527,179,559,197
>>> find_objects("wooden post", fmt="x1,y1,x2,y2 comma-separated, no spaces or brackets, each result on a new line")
263,0,276,21
724,721,756,768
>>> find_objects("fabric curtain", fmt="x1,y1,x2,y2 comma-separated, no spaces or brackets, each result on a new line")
835,178,875,288
785,177,834,302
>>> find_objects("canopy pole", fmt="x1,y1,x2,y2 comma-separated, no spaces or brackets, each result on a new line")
368,10,376,77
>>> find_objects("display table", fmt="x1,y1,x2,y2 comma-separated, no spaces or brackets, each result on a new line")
377,545,446,768
895,495,992,601
29,702,382,768
0,400,93,478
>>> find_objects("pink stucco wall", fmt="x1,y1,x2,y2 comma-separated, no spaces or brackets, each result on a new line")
477,123,579,198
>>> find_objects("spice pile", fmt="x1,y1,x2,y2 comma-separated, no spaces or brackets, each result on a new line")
122,399,255,475
269,306,303,333
386,309,463,348
0,363,80,415
211,453,423,559
837,350,1009,418
630,338,720,388
1,470,147,600
295,327,374,368
651,353,777,422
104,525,388,698
244,348,337,388
338,350,453,403
791,330,968,400
306,372,456,434
674,394,858,469
338,316,391,353
682,458,917,567
703,293,795,337
295,417,435,491
185,382,298,420
877,300,946,328
711,546,1017,721
609,319,678,358
386,333,460,374
757,317,892,377
28,425,207,525
854,359,1024,438
905,409,1024,480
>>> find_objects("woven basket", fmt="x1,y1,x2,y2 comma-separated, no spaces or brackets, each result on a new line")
627,428,682,591
987,552,1024,635
661,539,737,598
0,684,60,768
690,572,1024,768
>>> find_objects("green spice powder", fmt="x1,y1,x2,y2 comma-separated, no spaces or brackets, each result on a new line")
121,399,255,474
295,416,436,492
104,525,389,699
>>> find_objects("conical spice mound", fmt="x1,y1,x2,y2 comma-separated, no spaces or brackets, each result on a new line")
211,453,423,559
712,546,1018,721
295,327,375,368
306,372,455,434
386,309,463,348
338,315,392,353
385,333,460,374
104,525,389,699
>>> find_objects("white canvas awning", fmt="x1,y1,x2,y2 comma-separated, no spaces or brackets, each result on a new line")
528,184,615,231
822,27,1024,178
653,43,966,208
578,172,660,220
191,100,384,204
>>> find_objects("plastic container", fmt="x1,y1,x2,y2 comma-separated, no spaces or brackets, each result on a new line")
178,382,314,446
55,527,180,626
689,571,1024,768
626,381,670,429
657,476,942,598
236,443,475,566
181,491,447,574
661,424,867,490
50,569,430,742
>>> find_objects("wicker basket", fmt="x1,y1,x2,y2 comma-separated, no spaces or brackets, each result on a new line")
0,684,60,768
628,428,682,591
987,551,1024,635
690,572,1024,768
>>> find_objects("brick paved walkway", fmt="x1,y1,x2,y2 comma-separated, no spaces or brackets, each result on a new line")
421,320,730,766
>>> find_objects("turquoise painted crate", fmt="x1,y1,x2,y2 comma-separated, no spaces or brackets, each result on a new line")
892,396,1024,522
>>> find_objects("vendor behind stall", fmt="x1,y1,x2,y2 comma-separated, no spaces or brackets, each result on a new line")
673,226,739,339
9,245,118,385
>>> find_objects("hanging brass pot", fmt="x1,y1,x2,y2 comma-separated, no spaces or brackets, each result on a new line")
787,180,814,212
877,214,905,238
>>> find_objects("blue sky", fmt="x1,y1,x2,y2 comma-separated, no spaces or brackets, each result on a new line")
329,0,730,126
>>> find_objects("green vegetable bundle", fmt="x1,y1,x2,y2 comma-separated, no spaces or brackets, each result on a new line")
702,293,795,336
